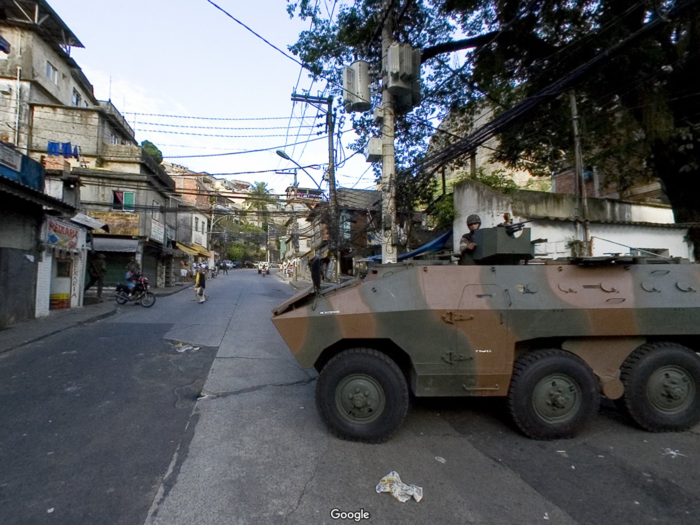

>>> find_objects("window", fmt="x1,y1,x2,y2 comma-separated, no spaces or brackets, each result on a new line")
112,190,135,212
195,217,199,232
71,88,82,106
151,200,162,221
46,61,59,84
110,133,119,145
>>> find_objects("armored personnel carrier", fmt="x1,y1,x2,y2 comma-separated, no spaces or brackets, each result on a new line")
272,227,700,442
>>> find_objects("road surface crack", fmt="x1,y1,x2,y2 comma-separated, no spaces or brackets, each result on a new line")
284,437,330,524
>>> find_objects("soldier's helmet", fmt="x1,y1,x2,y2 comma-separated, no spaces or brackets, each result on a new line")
466,214,482,226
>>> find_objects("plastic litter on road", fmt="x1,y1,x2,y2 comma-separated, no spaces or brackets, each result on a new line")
662,448,687,458
376,471,423,503
435,456,446,464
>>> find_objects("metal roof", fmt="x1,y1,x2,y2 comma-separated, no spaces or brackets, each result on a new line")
0,174,75,213
525,214,688,229
1,0,84,49
91,237,139,253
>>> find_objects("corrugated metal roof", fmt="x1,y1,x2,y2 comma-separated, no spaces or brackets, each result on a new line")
0,175,75,213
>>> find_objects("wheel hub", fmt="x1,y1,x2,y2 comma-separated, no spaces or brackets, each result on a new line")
533,374,582,423
648,366,695,414
336,375,385,423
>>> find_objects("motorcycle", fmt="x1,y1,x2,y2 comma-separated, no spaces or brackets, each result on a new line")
115,275,156,307
261,267,267,277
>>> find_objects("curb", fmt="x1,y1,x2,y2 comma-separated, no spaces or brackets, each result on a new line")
1,284,194,355
0,308,119,355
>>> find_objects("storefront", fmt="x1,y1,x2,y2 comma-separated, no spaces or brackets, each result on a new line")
36,218,88,315
90,237,140,287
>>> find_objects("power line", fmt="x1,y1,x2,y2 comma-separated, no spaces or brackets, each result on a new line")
205,0,306,68
163,135,330,159
134,129,326,138
121,113,305,121
128,122,320,131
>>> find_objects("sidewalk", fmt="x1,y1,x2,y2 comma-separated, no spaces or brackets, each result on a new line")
0,284,193,355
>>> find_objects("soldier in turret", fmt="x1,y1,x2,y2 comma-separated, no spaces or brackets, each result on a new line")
459,214,481,265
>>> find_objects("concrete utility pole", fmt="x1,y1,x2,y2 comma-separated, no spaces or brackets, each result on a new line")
569,90,591,255
289,93,341,281
326,98,341,281
381,0,397,264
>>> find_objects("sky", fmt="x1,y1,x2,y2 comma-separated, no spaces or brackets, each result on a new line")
49,0,374,195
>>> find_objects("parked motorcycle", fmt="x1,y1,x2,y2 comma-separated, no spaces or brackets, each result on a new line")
115,275,156,307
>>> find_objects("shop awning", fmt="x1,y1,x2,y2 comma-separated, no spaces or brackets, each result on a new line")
71,213,109,231
192,244,212,258
176,242,199,256
92,237,139,253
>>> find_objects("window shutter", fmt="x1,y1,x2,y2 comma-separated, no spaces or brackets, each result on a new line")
123,192,135,211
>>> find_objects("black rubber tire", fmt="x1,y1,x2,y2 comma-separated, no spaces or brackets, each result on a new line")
619,342,700,432
140,292,156,308
115,292,128,305
507,349,600,440
316,348,409,444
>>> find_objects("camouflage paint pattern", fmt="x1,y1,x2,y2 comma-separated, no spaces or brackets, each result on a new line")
272,254,700,400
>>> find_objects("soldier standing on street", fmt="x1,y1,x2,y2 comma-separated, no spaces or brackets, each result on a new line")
459,214,481,265
85,253,107,300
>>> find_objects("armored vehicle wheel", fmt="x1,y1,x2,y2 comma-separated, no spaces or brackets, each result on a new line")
508,350,600,440
316,348,409,443
618,343,700,432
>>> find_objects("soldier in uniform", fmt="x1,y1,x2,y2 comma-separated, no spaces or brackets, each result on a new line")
459,214,481,265
85,253,107,300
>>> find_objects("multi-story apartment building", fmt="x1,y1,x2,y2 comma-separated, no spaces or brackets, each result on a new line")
0,1,181,289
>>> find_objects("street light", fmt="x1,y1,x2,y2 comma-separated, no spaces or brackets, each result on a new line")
276,150,323,191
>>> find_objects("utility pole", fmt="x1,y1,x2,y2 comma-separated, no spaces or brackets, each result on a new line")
290,92,341,281
569,90,591,255
326,97,340,281
381,0,397,264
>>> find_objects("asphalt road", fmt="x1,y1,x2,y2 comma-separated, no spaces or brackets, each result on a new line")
1,269,700,525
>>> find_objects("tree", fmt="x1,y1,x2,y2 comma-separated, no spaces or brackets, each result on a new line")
244,181,276,226
141,140,163,164
287,0,700,254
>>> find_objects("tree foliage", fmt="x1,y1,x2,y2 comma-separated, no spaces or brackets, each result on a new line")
286,0,700,232
141,140,163,164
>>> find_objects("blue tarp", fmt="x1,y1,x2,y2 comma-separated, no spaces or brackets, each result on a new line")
364,230,453,262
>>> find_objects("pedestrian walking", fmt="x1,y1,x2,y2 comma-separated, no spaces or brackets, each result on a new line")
194,266,207,304
84,253,107,300
179,259,189,283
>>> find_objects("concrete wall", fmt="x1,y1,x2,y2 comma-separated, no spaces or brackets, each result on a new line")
30,105,101,155
453,179,692,260
0,27,96,150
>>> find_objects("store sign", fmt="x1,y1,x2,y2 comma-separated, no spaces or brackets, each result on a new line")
47,219,79,248
90,211,140,236
151,219,165,244
0,142,22,172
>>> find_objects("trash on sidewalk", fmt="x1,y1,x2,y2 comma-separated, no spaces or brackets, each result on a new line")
376,471,423,503
169,342,201,353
